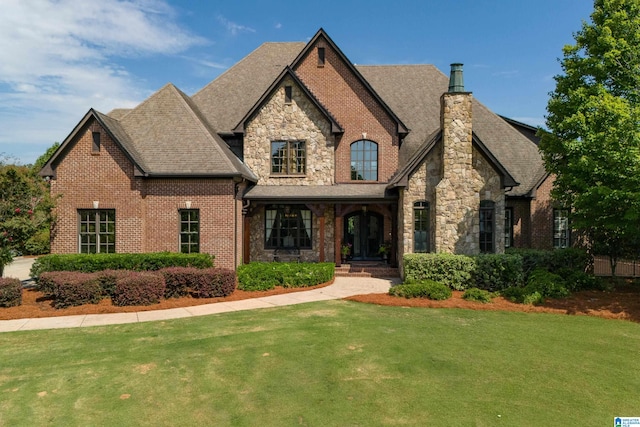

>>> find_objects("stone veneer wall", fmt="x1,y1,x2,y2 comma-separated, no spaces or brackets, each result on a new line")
243,77,334,185
249,206,335,262
400,145,442,260
433,92,504,255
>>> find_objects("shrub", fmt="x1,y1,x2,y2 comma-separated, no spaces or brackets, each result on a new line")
112,272,166,306
472,254,524,291
389,280,452,300
462,287,494,303
37,271,68,297
95,270,131,297
30,252,214,277
507,248,590,280
527,268,570,299
24,228,50,255
190,268,236,298
404,253,475,290
556,268,604,292
237,262,334,291
52,272,103,309
159,267,194,298
0,277,22,307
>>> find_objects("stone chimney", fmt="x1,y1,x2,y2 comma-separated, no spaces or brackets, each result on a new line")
434,63,479,254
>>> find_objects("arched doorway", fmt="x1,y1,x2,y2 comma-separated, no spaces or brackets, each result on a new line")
344,210,383,260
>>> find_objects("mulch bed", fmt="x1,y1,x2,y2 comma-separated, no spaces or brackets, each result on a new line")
2,279,640,323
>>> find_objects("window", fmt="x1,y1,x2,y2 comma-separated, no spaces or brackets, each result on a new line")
317,47,325,66
414,201,430,253
505,207,513,248
553,209,570,249
271,141,306,175
180,209,200,253
479,200,495,253
92,131,101,153
350,140,378,181
284,85,292,104
265,205,312,249
78,210,115,253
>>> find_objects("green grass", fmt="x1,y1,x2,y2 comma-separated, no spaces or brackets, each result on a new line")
1,301,639,426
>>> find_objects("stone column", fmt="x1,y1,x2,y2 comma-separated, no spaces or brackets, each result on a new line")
434,91,479,254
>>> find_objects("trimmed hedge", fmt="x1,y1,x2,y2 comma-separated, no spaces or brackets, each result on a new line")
112,272,166,306
472,254,524,291
53,272,103,309
506,248,590,279
404,253,475,290
0,277,22,307
237,262,334,291
95,270,131,297
30,252,214,277
160,267,236,298
389,280,452,300
190,268,236,298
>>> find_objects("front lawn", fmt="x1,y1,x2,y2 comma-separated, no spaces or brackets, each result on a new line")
1,301,639,426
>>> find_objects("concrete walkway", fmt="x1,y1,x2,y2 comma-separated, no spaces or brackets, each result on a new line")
1,257,398,333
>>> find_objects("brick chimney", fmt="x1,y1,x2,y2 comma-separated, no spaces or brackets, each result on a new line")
434,63,479,254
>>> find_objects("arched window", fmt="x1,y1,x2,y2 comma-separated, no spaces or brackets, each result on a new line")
350,140,378,181
414,201,429,253
479,200,495,253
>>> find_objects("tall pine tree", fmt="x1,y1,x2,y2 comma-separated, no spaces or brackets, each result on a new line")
539,0,640,274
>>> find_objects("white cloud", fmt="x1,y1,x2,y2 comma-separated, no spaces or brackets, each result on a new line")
216,15,256,36
0,0,206,164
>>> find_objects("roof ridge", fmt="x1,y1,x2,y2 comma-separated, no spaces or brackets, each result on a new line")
193,42,306,99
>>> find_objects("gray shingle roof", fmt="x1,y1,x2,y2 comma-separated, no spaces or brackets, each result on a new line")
192,42,306,133
244,184,394,201
115,83,256,178
357,64,543,196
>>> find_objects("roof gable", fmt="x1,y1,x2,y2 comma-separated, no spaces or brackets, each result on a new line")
290,29,408,137
40,108,146,178
118,83,256,179
232,66,343,134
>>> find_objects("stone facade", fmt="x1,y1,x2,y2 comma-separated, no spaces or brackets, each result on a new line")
249,205,335,262
432,92,504,255
243,78,335,186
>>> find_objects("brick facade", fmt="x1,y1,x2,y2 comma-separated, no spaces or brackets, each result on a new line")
50,118,241,270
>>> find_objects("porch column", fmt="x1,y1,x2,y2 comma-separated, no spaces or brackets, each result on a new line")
306,204,327,263
334,205,344,266
390,204,398,267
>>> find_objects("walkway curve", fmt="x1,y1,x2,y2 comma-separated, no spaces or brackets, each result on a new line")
1,258,398,332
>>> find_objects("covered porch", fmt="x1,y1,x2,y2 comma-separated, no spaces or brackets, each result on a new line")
242,184,399,267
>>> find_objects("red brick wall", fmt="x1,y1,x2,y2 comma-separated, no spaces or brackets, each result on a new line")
505,198,531,248
530,175,555,250
294,37,399,183
50,117,240,270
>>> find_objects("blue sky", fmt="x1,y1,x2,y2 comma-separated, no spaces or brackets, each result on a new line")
0,0,594,165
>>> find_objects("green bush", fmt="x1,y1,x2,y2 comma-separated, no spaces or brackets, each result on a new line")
237,262,334,291
506,248,590,280
94,270,131,297
24,228,50,255
472,254,524,291
502,268,570,305
462,287,494,303
30,252,214,277
112,272,166,306
556,268,604,292
0,277,22,307
403,253,475,290
389,280,452,300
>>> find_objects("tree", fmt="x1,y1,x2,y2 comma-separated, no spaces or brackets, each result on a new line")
0,146,57,276
539,0,640,275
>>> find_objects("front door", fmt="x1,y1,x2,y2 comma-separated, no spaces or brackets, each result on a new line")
344,210,383,260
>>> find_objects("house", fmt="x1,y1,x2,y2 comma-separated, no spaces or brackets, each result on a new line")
40,29,564,273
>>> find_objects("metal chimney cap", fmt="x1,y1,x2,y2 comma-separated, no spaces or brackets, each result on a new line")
448,63,465,93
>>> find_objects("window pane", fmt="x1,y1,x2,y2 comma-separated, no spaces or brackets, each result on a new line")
264,205,312,249
414,202,429,253
78,210,115,254
179,209,199,253
350,140,377,181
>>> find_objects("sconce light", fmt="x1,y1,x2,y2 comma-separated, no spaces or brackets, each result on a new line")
93,201,99,209
362,205,367,214
185,201,192,209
